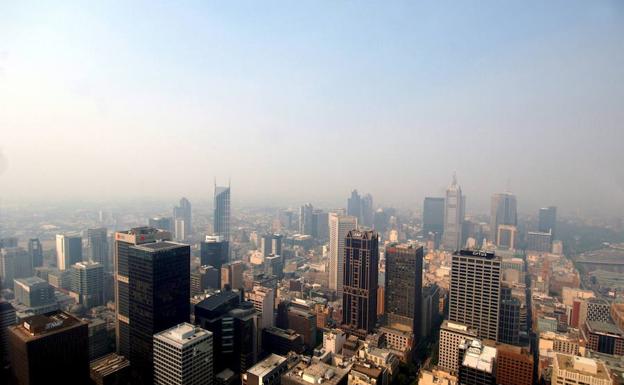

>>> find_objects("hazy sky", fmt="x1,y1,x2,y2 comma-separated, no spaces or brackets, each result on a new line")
1,1,623,215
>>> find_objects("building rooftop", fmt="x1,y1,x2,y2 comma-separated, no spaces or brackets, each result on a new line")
247,354,287,377
586,320,624,336
11,311,85,340
132,240,187,252
195,290,240,312
90,353,130,378
460,339,496,374
154,322,212,348
283,360,349,385
14,276,47,286
555,353,611,380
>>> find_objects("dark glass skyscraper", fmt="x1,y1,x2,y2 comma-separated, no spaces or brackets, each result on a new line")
423,197,445,245
27,238,43,268
385,243,424,342
87,227,109,269
214,185,231,241
538,206,557,238
342,230,379,337
200,235,229,287
490,192,517,243
127,241,190,385
347,190,362,221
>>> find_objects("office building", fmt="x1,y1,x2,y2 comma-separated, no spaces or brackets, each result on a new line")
490,192,517,245
526,231,552,253
154,323,213,385
552,353,612,385
423,197,445,246
8,311,89,385
499,290,521,346
27,239,43,269
347,190,362,222
201,235,229,287
114,227,171,359
1,247,33,289
173,197,192,240
438,321,479,373
265,254,283,279
191,265,220,295
421,284,440,340
55,233,83,271
538,206,557,239
299,203,314,235
458,339,496,385
88,318,111,360
496,225,517,250
246,285,275,330
214,185,231,241
361,193,374,228
342,230,378,337
0,237,18,248
449,250,501,341
442,175,464,251
242,354,288,385
221,261,244,290
385,243,423,342
47,268,72,290
149,216,173,232
174,217,186,241
261,233,283,258
313,210,329,240
87,228,109,269
262,327,305,355
14,277,55,309
287,306,317,350
582,321,624,355
72,261,104,308
495,344,534,385
0,301,16,369
328,213,358,294
90,353,131,385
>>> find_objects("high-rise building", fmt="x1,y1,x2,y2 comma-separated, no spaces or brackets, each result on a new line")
173,197,192,240
55,233,83,270
496,225,517,250
127,240,190,385
14,277,55,309
0,237,18,248
313,210,329,240
342,230,379,337
27,239,43,269
246,285,275,330
490,192,518,245
457,339,497,385
347,190,362,222
214,185,231,241
438,320,478,374
0,301,16,369
87,228,109,268
385,243,423,343
221,261,244,290
449,250,501,341
1,247,33,289
201,235,229,288
287,306,317,351
149,217,173,233
526,231,552,252
299,203,314,235
114,227,171,359
361,194,374,228
328,213,357,294
174,217,186,241
153,323,213,385
442,175,464,251
552,353,612,385
499,287,521,346
261,233,283,258
423,197,445,246
538,206,557,238
191,265,220,295
265,254,284,279
72,261,104,308
421,284,440,340
262,327,305,355
8,311,89,385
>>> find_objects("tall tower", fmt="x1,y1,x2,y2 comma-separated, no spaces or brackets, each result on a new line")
538,206,557,238
0,301,16,369
72,261,104,309
87,228,109,270
298,203,314,235
385,243,423,342
449,250,501,341
423,197,445,246
56,233,83,270
442,174,464,251
200,235,229,288
490,192,517,244
214,184,231,241
328,213,357,294
27,238,43,269
173,198,192,240
347,190,362,222
342,230,379,337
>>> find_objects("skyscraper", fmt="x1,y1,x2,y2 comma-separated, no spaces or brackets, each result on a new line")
442,175,464,251
422,197,445,245
214,185,231,241
113,227,171,360
361,193,374,228
55,233,82,270
538,206,557,238
328,213,358,294
490,192,517,244
149,217,173,233
385,243,423,342
72,261,104,309
0,301,16,369
1,247,33,289
449,250,501,341
342,230,379,337
298,203,314,235
8,311,89,385
153,323,213,385
347,190,362,221
127,240,190,385
261,233,283,258
27,238,43,269
173,197,192,240
87,228,109,269
201,235,229,288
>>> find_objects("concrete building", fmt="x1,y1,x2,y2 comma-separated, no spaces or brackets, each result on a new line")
55,233,83,271
221,261,244,290
72,261,104,308
551,353,612,385
242,354,288,385
457,339,496,385
438,321,478,374
89,353,131,385
282,360,349,385
328,213,358,294
13,277,55,309
153,323,213,385
323,328,347,354
495,344,534,385
262,327,305,355
246,285,275,330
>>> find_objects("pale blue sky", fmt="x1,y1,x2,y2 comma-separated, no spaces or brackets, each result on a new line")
0,1,623,214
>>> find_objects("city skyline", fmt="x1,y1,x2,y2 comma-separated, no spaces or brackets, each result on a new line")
0,2,623,215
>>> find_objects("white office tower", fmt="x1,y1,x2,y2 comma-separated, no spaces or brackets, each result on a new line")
328,213,357,295
246,286,275,330
442,174,464,251
174,218,186,241
154,323,213,385
438,320,478,374
56,233,83,270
